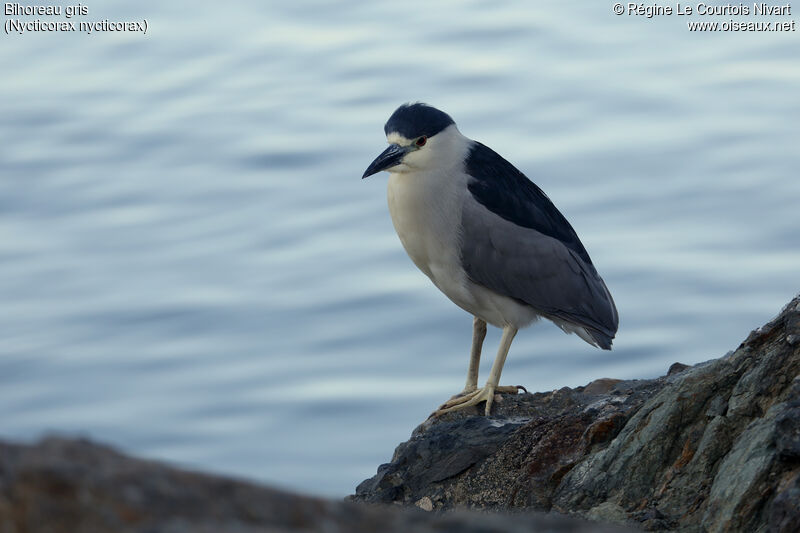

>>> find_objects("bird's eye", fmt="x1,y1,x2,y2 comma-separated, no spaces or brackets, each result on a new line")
415,136,427,147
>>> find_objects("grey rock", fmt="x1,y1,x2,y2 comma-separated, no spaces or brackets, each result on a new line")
0,436,633,533
774,375,800,459
354,293,800,532
667,362,689,376
769,469,800,533
355,415,526,502
702,406,780,531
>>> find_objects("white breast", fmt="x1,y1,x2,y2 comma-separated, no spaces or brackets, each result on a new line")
387,167,475,311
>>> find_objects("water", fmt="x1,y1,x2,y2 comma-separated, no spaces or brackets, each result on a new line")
1,1,798,496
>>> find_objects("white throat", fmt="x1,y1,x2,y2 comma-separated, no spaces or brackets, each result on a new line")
385,125,475,309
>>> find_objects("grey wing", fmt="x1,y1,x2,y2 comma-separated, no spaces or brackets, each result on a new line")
460,198,619,348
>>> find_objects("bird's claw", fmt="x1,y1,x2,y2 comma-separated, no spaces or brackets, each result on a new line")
433,385,522,417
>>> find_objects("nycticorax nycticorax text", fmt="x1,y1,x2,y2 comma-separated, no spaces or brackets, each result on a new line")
363,103,618,416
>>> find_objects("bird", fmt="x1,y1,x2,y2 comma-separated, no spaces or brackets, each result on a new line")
362,103,618,416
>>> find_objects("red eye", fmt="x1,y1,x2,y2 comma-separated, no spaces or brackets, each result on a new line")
415,136,427,147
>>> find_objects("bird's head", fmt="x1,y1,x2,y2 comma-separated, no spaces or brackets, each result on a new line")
362,103,461,178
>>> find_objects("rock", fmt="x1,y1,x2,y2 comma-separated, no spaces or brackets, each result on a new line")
0,436,634,533
667,362,689,376
774,375,800,459
415,495,434,511
353,293,800,532
769,469,800,533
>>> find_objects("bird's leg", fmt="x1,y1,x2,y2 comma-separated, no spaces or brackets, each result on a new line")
435,325,519,416
480,325,518,414
462,317,486,394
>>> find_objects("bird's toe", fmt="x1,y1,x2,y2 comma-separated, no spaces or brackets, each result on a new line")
433,386,494,416
438,388,481,410
449,386,478,401
495,385,524,394
432,384,524,417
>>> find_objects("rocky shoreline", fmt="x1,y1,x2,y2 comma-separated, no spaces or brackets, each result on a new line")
353,294,800,532
2,294,798,532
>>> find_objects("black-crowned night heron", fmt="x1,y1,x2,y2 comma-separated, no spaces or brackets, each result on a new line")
362,103,618,416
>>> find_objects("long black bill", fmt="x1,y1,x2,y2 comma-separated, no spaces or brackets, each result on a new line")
362,144,410,179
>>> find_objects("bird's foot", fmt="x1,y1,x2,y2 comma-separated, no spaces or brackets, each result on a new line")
433,385,522,417
448,386,477,400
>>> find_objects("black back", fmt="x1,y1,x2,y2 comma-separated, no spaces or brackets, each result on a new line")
384,103,455,139
466,141,594,268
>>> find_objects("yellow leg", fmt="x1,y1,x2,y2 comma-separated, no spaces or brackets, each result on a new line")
463,317,486,394
435,325,518,416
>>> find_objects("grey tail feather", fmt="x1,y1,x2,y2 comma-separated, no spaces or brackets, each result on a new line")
590,329,614,350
